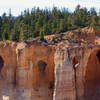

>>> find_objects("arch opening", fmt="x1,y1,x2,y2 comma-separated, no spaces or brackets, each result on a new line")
0,56,4,72
36,60,54,100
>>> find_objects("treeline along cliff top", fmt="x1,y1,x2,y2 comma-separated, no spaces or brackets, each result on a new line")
0,5,100,41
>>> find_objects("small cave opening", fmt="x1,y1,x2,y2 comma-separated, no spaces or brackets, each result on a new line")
96,50,100,62
37,60,47,74
0,56,4,72
72,57,79,69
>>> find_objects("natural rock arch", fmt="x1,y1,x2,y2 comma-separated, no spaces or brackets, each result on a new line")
84,50,100,100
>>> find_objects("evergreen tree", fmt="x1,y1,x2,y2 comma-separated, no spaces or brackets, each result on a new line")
40,28,45,40
0,5,99,41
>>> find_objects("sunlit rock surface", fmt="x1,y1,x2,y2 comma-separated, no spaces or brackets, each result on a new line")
0,27,100,100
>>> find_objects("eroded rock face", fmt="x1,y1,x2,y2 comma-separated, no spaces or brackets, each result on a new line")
0,41,55,100
16,42,55,100
53,47,76,100
0,42,17,100
0,42,17,83
54,45,100,100
0,38,100,100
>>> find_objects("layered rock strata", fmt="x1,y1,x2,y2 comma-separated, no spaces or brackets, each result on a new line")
54,45,100,100
0,41,100,100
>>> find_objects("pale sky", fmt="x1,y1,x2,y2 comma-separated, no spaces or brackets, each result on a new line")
0,0,100,16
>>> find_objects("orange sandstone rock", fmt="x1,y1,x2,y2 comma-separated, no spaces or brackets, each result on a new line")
0,27,100,100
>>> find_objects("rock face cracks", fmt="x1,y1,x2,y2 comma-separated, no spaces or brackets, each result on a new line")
54,45,100,100
0,41,100,100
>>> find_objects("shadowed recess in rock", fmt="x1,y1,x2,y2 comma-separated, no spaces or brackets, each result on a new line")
72,56,79,69
96,50,100,62
37,60,47,74
0,56,4,73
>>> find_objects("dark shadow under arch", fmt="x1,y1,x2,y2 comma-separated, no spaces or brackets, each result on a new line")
0,56,4,72
96,50,100,62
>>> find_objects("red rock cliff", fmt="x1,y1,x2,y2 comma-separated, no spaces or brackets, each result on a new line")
0,27,100,100
54,45,100,100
